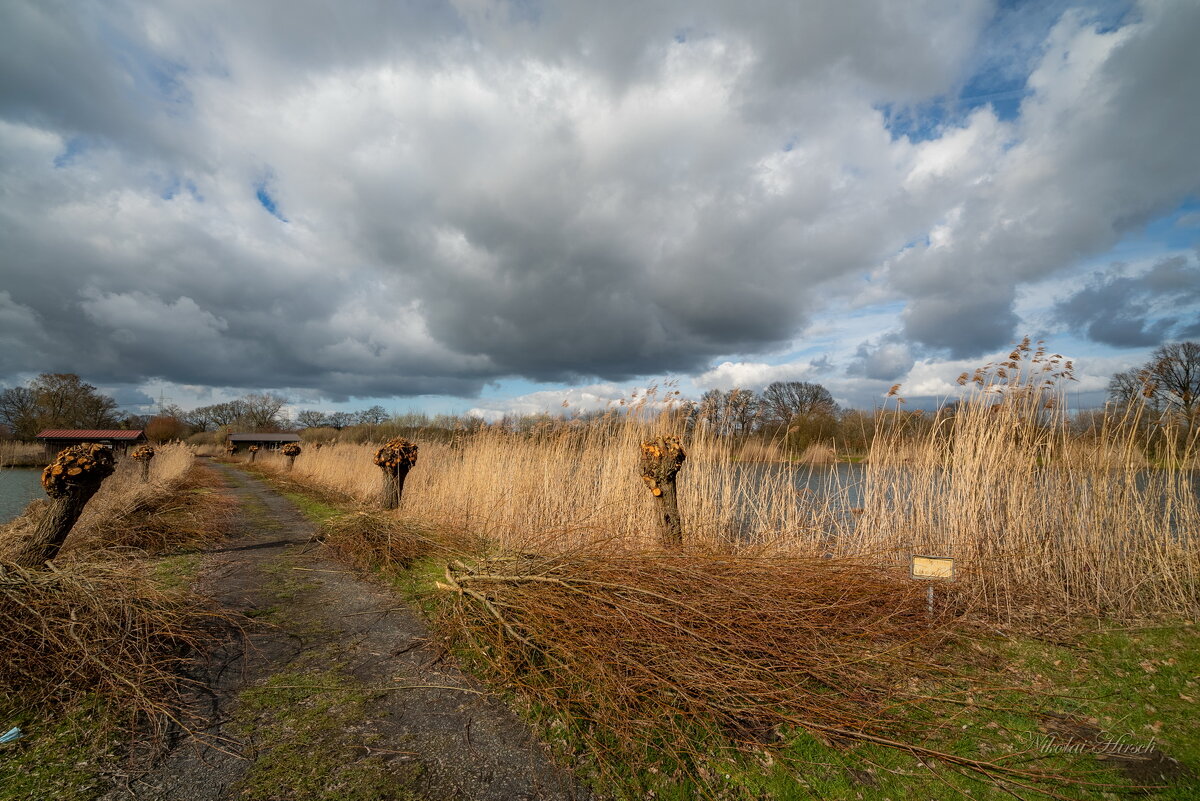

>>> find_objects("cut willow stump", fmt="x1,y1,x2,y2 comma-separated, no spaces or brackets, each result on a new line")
375,437,418,510
248,445,260,463
130,444,155,482
13,443,116,568
281,443,302,471
640,435,686,548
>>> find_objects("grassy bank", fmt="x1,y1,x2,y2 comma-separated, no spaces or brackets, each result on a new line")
238,460,1199,799
0,445,235,800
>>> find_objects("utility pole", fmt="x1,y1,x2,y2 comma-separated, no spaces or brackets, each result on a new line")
156,388,172,416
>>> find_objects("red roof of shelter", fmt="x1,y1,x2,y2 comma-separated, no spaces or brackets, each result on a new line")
36,429,145,440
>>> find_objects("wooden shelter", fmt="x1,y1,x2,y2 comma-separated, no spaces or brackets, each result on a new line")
36,429,147,455
225,432,302,451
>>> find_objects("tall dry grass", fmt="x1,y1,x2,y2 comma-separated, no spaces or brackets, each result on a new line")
0,440,45,468
1,444,225,561
248,347,1198,620
253,417,855,556
851,345,1200,619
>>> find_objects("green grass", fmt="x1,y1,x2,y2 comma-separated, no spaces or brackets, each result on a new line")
0,697,120,801
150,551,203,591
282,491,341,524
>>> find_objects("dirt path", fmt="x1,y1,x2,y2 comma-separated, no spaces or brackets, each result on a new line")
104,461,586,801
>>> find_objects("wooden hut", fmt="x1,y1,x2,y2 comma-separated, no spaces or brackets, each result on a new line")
36,429,147,455
225,433,302,451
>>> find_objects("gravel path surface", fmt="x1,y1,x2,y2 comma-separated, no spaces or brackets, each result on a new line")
102,460,585,801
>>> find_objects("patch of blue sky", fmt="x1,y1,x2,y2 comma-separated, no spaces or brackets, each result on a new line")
881,0,1133,144
1101,202,1200,261
255,181,287,222
53,137,87,168
877,81,1027,144
159,176,201,202
94,17,192,109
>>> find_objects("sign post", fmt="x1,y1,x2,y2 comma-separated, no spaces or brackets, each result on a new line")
910,554,955,621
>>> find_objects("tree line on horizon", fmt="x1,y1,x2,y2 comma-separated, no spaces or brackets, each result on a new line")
1,342,1196,452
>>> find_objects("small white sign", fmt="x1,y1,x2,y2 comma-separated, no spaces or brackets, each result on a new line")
911,555,955,580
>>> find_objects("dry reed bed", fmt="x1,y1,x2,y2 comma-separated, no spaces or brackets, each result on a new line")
65,444,234,554
254,391,1198,619
254,425,855,554
0,441,45,468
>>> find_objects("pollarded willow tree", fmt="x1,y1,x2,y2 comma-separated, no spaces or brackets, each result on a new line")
375,437,418,510
13,444,116,567
130,445,155,482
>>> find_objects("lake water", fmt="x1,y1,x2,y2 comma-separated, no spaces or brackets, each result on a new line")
0,469,43,523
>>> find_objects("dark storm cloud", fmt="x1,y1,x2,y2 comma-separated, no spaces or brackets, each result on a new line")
1053,254,1200,347
0,0,1197,403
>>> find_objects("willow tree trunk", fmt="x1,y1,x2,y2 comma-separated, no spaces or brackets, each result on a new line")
249,450,257,463
653,478,684,548
381,464,412,510
286,455,296,471
14,487,103,568
12,443,115,568
140,460,151,482
375,438,419,511
640,436,686,549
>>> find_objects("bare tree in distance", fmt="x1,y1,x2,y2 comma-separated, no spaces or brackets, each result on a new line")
760,381,838,426
1150,341,1199,421
238,393,289,430
327,411,356,430
1108,367,1159,410
0,373,120,437
696,389,760,438
357,405,390,426
186,400,247,431
1109,342,1199,422
295,410,330,429
0,386,40,439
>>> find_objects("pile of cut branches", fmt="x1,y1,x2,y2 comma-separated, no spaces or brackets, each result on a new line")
319,510,440,570
436,553,1103,796
0,558,226,726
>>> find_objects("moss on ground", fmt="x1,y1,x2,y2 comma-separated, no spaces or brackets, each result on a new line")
0,697,120,801
282,491,342,524
231,670,421,801
150,551,203,591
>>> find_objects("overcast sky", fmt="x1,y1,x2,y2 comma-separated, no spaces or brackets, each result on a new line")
2,0,1198,419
